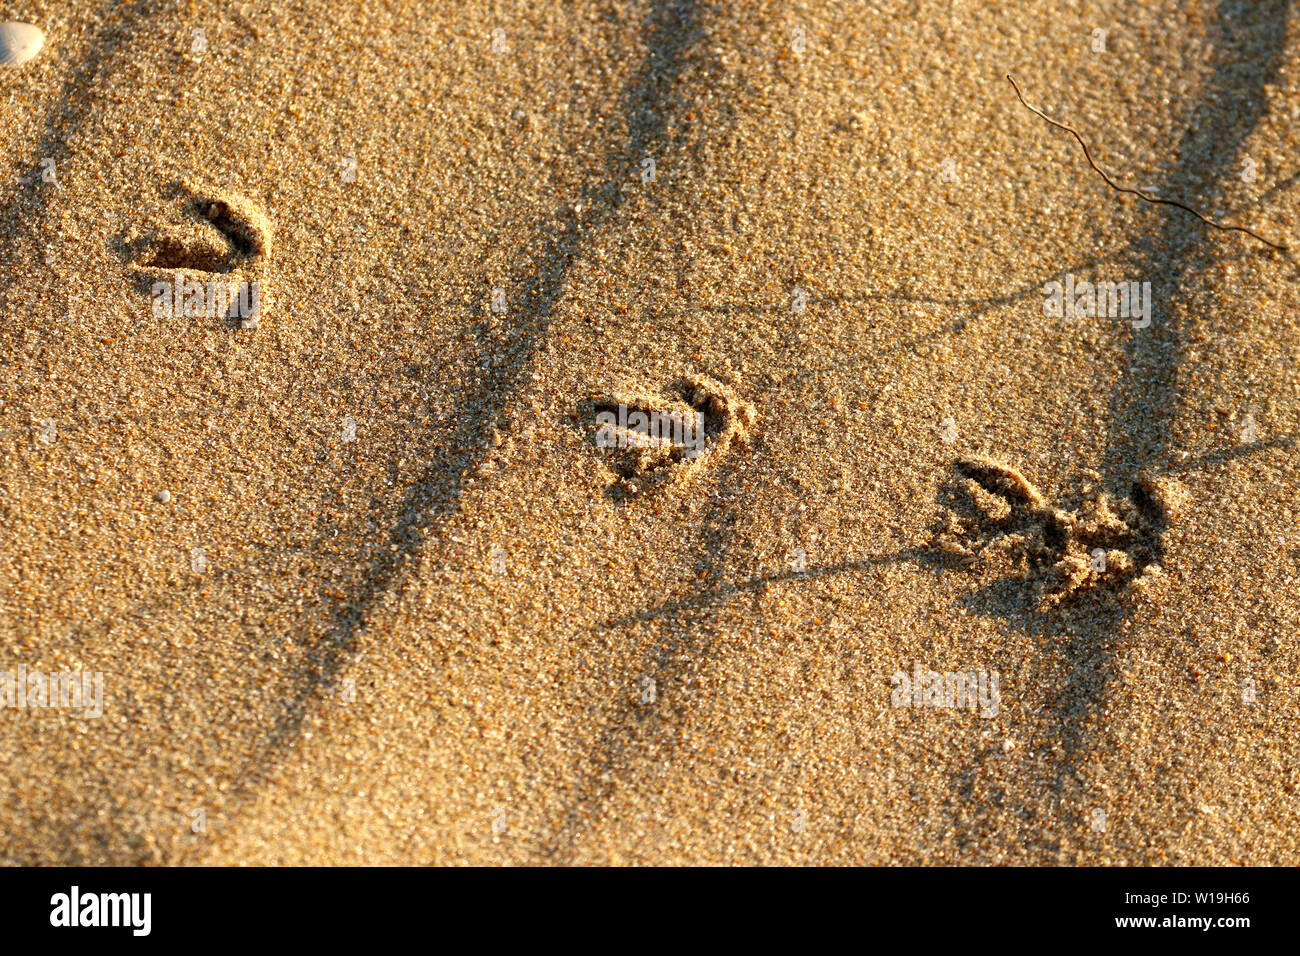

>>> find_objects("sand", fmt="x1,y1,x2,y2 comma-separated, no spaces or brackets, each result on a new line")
1,0,1297,865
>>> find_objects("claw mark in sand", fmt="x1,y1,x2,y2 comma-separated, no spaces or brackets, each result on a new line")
588,374,755,497
126,181,273,328
933,455,1185,609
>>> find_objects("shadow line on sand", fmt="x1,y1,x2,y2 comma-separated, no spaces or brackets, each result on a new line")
0,0,171,368
0,0,200,866
941,0,1293,860
218,0,720,827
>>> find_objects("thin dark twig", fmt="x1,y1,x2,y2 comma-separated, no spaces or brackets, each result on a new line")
1006,73,1287,252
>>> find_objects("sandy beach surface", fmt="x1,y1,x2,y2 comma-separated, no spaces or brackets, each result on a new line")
1,0,1298,865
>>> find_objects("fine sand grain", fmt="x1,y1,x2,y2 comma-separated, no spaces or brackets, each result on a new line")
1,0,1298,865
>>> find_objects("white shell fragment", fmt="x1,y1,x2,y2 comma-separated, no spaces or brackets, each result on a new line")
0,22,45,68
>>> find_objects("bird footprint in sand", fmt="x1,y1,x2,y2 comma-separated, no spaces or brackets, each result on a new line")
933,455,1183,609
126,181,273,328
589,374,755,497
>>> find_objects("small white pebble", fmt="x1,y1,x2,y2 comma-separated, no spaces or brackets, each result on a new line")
0,22,45,68
1002,738,1016,753
155,489,171,503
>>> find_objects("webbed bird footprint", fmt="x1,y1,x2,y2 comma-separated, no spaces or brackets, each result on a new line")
933,455,1182,609
125,181,273,328
589,374,755,497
